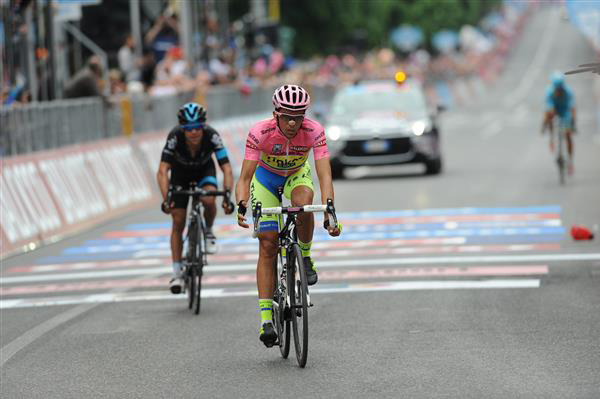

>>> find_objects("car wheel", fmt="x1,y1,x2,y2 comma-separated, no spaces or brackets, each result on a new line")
425,158,442,175
331,160,345,180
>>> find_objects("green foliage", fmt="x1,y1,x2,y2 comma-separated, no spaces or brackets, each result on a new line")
280,0,501,57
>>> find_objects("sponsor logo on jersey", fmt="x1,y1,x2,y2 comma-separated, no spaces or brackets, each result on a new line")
211,133,223,148
167,136,177,150
261,127,276,135
315,139,327,147
289,145,309,152
246,141,259,150
248,133,260,144
262,155,307,170
315,131,325,140
272,144,283,154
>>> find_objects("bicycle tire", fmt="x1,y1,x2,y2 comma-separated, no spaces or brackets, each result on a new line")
274,256,290,358
187,222,198,309
557,156,565,185
557,128,566,185
289,243,309,367
194,216,206,315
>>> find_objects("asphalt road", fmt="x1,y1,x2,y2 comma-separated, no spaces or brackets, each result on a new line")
2,6,600,398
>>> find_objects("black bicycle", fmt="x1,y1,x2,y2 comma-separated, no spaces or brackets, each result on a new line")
168,183,231,315
253,199,338,367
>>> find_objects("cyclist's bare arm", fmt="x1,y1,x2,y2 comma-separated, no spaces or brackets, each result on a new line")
542,110,555,133
157,161,172,203
235,159,258,228
218,161,235,213
218,162,234,192
314,157,335,206
314,157,340,237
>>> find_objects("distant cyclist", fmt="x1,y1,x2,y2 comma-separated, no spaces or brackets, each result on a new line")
542,72,577,175
157,102,235,294
235,84,342,347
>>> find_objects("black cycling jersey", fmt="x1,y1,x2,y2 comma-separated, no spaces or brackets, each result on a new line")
161,124,230,171
161,125,230,209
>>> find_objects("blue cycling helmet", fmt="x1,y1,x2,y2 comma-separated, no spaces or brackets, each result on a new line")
178,102,207,126
551,72,564,89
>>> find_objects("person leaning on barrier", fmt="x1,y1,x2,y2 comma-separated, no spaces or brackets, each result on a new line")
63,56,104,99
157,102,235,294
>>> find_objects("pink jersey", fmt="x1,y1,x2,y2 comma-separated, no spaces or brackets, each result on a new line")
244,117,330,176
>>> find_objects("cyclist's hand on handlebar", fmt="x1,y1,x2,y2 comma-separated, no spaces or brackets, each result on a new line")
222,190,235,215
237,200,250,228
161,201,174,214
222,200,234,215
324,219,342,237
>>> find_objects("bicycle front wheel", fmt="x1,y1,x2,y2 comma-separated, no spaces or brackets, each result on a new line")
187,224,198,310
289,243,309,367
187,266,195,310
274,255,290,358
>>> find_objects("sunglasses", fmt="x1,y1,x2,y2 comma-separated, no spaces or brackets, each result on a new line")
276,112,305,124
182,122,204,132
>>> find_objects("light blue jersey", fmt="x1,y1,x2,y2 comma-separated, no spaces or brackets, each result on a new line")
545,85,575,127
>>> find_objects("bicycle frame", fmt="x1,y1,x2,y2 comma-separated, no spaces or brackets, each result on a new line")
168,183,230,313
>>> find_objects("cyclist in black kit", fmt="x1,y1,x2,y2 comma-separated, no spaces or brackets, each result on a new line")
157,102,234,294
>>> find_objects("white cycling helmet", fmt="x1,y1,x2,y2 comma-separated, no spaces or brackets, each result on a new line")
272,84,310,112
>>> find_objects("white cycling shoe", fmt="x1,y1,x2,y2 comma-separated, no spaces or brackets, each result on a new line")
169,276,184,294
205,232,218,254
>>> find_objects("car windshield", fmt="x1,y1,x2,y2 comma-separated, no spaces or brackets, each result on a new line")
330,84,428,120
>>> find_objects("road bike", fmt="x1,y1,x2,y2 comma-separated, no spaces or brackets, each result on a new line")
252,198,338,367
168,183,230,315
550,120,574,185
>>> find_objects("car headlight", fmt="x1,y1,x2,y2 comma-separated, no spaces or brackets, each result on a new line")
411,121,426,136
327,126,348,141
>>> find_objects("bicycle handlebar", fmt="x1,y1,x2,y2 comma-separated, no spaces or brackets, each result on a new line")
252,198,339,237
260,204,328,215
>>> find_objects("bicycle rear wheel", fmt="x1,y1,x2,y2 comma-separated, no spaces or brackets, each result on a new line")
289,243,309,367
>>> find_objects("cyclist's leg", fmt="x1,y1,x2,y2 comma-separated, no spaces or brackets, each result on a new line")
283,163,318,285
197,163,218,232
286,163,315,246
169,173,191,278
251,167,286,343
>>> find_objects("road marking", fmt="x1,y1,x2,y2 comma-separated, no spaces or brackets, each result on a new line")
3,247,571,285
0,266,549,295
482,120,503,139
0,279,541,309
0,273,164,368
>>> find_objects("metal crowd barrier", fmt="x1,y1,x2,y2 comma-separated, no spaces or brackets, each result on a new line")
0,84,337,157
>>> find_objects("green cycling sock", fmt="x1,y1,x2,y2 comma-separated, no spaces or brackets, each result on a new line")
259,299,273,325
298,239,312,258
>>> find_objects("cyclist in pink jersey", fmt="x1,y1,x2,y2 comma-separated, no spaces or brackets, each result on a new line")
235,84,341,347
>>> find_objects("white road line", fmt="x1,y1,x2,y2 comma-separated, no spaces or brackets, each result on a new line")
0,279,541,309
2,253,598,285
482,121,504,139
0,273,163,368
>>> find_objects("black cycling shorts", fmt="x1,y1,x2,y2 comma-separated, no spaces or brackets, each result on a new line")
170,161,218,209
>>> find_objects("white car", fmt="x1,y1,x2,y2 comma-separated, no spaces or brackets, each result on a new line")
324,79,443,178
